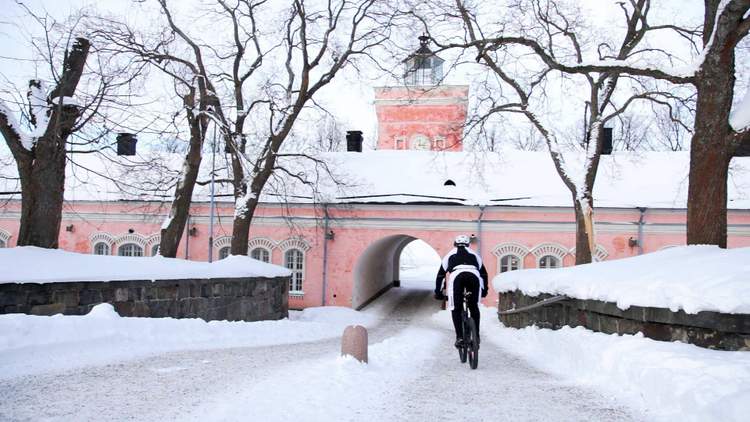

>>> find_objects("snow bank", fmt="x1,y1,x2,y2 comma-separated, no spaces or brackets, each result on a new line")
0,246,290,284
0,303,377,379
483,323,750,422
493,246,750,314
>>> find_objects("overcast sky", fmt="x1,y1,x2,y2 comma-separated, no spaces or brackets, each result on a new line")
0,1,714,151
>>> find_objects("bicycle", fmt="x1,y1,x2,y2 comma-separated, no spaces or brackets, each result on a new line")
457,291,479,370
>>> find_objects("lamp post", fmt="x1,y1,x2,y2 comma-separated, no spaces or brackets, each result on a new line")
208,123,217,262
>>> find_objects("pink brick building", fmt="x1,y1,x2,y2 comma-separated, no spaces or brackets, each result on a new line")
2,37,750,310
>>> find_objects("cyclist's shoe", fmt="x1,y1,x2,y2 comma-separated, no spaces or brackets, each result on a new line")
454,337,464,348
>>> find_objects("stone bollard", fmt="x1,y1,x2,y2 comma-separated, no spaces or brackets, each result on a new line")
341,325,368,363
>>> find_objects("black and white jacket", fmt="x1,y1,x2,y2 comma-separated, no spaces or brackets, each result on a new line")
435,245,489,294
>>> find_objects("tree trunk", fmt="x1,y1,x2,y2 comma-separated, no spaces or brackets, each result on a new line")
159,93,205,258
1,38,90,249
573,194,594,264
16,142,67,248
686,2,740,247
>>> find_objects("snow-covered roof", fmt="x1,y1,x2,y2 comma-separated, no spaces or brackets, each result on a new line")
1,149,749,209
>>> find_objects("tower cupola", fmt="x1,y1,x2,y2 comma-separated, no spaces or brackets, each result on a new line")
403,35,444,86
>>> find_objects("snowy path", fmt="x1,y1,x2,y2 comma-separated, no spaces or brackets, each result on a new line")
0,282,640,421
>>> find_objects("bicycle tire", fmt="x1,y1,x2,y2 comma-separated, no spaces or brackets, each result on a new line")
467,317,479,369
458,315,468,363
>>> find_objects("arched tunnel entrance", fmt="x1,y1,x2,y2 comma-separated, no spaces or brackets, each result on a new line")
352,234,441,310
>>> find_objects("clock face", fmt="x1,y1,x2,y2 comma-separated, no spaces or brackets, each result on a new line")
412,136,431,150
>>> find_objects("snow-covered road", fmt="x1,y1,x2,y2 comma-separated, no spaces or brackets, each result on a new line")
0,282,639,421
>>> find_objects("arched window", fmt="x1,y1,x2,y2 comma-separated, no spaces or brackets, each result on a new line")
93,242,110,255
500,255,521,272
251,247,270,263
284,248,304,292
0,228,10,248
151,244,160,257
218,246,231,260
118,243,144,257
539,255,560,269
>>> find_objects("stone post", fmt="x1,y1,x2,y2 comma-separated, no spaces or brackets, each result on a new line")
341,325,368,363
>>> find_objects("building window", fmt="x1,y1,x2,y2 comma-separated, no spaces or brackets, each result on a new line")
395,138,405,150
411,135,431,150
93,242,110,255
218,246,231,260
284,248,304,292
539,255,560,269
251,247,270,263
500,255,520,272
0,239,5,248
151,244,160,257
118,243,144,257
435,138,445,149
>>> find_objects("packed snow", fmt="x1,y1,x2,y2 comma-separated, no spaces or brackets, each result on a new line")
0,303,376,379
479,321,750,422
1,279,747,421
493,245,750,314
0,246,290,284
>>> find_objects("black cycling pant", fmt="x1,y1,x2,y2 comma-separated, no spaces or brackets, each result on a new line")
451,271,480,340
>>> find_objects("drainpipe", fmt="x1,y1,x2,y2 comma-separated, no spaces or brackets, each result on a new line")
185,214,190,260
321,204,330,306
637,207,646,255
476,206,486,255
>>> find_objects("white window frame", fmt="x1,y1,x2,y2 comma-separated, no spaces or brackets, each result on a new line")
0,228,9,248
146,233,161,257
284,248,305,293
93,242,110,256
118,243,144,257
90,232,115,255
538,255,561,269
279,238,310,295
499,254,522,273
251,247,271,263
493,242,529,274
531,242,568,269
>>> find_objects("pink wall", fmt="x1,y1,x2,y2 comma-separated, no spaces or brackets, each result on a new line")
2,201,750,310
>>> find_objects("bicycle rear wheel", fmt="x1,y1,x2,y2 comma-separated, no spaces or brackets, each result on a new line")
467,317,479,369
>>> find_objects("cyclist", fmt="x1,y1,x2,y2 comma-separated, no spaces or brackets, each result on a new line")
434,234,489,348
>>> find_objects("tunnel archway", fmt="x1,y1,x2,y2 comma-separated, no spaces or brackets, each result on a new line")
352,234,441,310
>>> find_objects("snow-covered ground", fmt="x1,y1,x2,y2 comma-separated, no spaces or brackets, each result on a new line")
479,316,750,422
0,246,290,283
0,303,375,380
1,274,747,421
493,245,750,314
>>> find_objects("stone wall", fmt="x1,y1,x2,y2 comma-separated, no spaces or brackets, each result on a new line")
498,290,750,351
0,276,289,322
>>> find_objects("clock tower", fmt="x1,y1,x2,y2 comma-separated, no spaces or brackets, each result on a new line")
374,35,469,151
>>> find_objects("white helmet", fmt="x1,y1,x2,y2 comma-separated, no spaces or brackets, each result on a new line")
454,234,471,246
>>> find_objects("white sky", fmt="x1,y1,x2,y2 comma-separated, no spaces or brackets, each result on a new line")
0,0,711,151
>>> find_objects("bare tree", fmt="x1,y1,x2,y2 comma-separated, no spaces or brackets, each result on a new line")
91,0,391,257
424,0,694,263
213,0,391,256
448,0,750,248
0,5,144,248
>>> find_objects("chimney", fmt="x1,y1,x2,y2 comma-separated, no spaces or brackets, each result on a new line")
601,127,613,155
346,130,363,152
116,133,137,156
